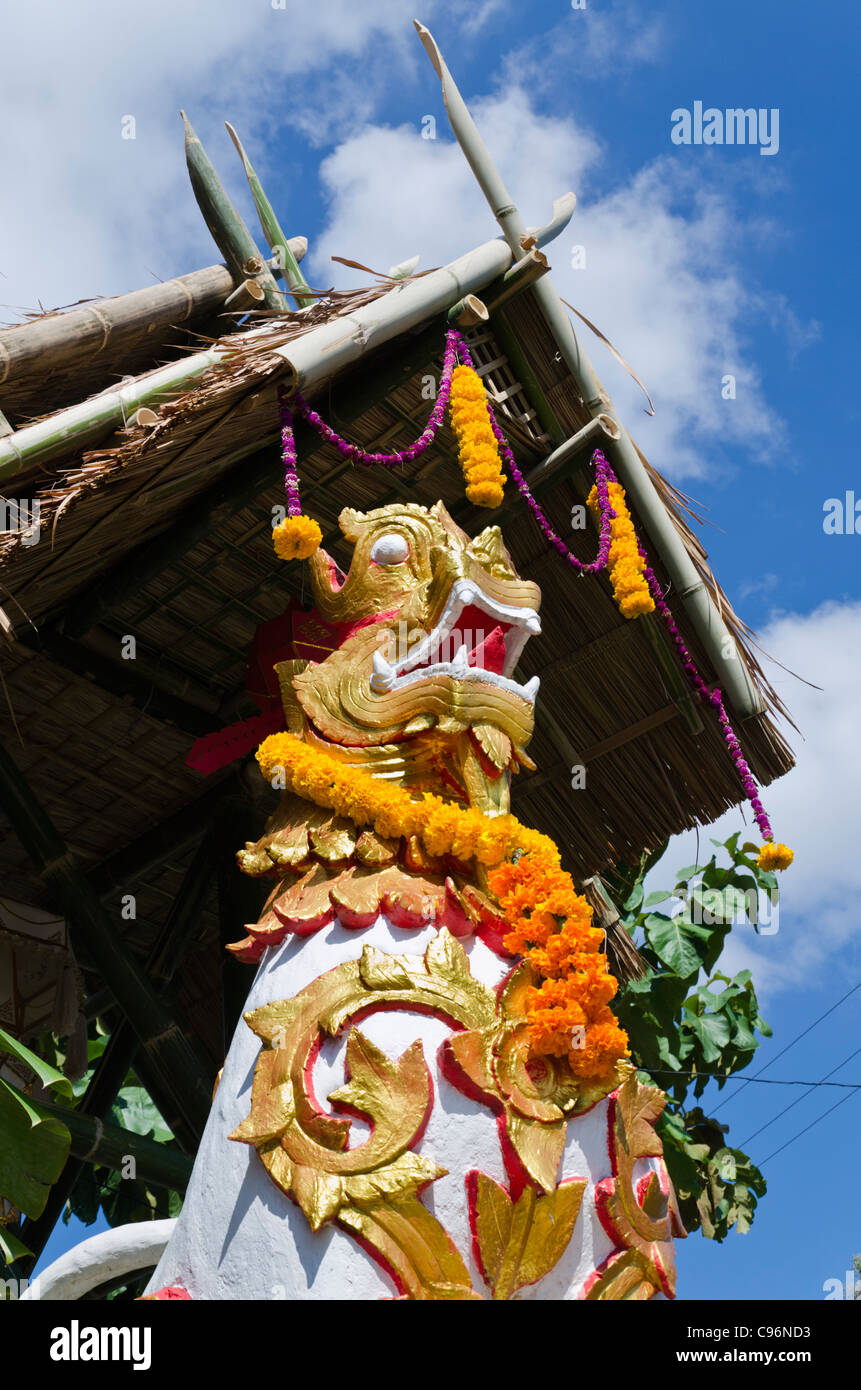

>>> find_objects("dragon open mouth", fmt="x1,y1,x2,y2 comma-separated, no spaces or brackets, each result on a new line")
370,577,541,704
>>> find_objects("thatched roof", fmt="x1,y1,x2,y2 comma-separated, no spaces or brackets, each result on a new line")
0,256,794,1086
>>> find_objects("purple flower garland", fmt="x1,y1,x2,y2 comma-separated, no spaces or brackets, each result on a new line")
275,323,774,846
277,385,302,519
449,329,774,843
291,330,460,467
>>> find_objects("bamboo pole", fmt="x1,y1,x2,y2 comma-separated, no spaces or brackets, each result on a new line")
446,294,488,327
0,739,214,1137
225,123,315,310
414,19,764,720
0,236,510,482
182,112,286,313
0,256,298,403
25,1095,193,1191
270,237,512,390
54,314,468,640
481,249,548,313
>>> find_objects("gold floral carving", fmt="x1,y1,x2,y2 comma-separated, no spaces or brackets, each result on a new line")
588,1068,686,1300
469,1173,586,1300
231,930,609,1299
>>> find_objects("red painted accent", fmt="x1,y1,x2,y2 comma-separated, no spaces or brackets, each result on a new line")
145,1285,192,1300
187,599,400,774
271,898,336,936
439,880,474,938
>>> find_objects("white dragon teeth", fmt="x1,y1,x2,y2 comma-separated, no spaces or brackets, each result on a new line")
523,675,540,699
452,644,470,674
370,650,396,692
525,615,542,634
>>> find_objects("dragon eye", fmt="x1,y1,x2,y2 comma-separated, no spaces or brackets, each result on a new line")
371,533,410,566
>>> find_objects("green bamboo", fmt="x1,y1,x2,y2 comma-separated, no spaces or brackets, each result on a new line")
225,123,315,310
182,111,286,312
26,1095,193,1192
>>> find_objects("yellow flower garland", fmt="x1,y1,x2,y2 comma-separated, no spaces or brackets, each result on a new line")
449,365,507,509
273,516,322,561
757,842,794,872
587,479,654,620
256,731,628,1084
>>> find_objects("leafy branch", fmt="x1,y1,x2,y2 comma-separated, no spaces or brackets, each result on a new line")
609,832,778,1241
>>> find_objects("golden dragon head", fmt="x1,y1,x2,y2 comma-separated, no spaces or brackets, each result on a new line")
282,501,541,814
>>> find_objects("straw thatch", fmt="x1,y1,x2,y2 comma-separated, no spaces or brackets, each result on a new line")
0,271,794,1067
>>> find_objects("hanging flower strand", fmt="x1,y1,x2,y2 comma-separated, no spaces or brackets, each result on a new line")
292,330,460,467
272,386,322,561
449,362,507,507
639,551,793,871
449,330,791,870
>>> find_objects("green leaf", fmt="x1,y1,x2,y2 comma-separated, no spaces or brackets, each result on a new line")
684,1012,732,1064
712,1148,737,1182
0,1026,74,1098
675,864,702,885
645,911,712,979
0,1223,33,1266
623,882,644,913
111,1086,173,1144
0,1078,70,1221
643,889,673,908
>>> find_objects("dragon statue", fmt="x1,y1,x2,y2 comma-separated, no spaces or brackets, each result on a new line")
142,500,684,1301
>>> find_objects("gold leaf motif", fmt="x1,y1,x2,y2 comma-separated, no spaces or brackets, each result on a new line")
344,1153,447,1208
425,925,472,987
505,1113,566,1195
358,946,415,992
355,830,399,865
291,1166,344,1230
233,934,604,1299
328,1032,428,1132
593,1070,686,1299
472,722,512,771
309,816,357,863
471,1173,587,1300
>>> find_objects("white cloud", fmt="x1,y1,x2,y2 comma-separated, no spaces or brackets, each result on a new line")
313,90,814,480
0,0,450,315
0,2,816,485
501,0,668,91
653,598,861,1002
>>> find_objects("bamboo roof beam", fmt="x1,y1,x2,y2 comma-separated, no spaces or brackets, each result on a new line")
0,253,305,406
415,19,764,720
0,236,513,482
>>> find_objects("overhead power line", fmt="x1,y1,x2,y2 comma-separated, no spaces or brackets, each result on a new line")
760,1088,861,1166
642,1069,861,1090
710,980,861,1117
740,1043,861,1147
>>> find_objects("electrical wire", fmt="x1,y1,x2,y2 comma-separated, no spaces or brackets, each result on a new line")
709,979,861,1116
739,1043,861,1146
759,1087,861,1166
641,1068,861,1090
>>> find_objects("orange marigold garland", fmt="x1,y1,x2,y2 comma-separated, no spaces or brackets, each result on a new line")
256,731,629,1087
488,854,629,1084
586,478,654,620
449,364,507,509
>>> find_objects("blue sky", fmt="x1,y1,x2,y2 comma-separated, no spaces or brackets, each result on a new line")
6,0,860,1300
